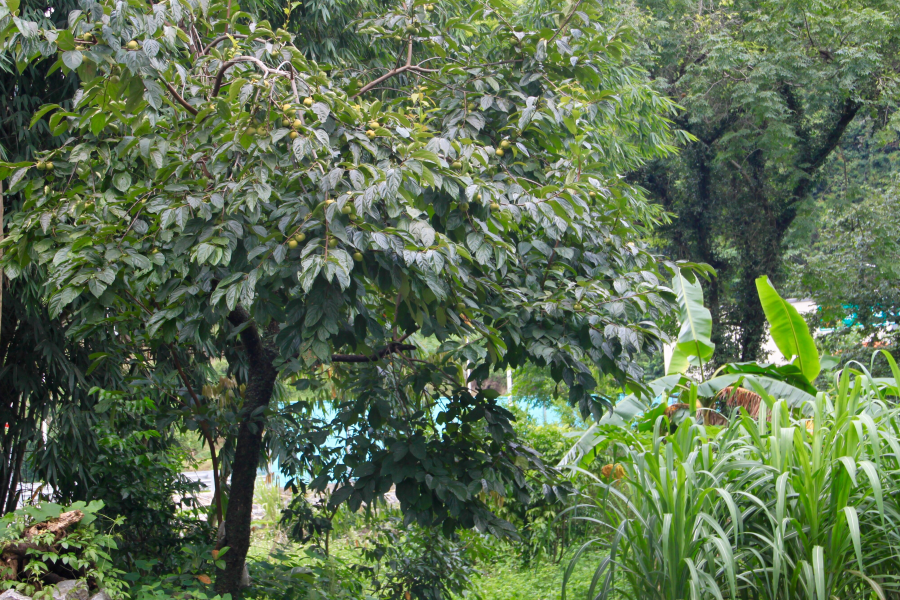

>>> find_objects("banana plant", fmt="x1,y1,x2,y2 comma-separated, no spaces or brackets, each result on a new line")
756,275,821,381
559,272,827,470
666,269,715,376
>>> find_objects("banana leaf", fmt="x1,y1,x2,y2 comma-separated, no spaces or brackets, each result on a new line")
756,275,821,381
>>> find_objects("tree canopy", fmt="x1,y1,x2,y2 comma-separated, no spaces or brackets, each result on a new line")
0,0,697,592
632,0,900,362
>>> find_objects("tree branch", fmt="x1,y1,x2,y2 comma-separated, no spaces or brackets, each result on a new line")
200,33,248,57
547,0,586,46
787,97,859,208
331,342,417,363
353,66,411,98
210,57,292,99
351,38,441,98
163,80,199,116
331,330,418,363
167,344,224,525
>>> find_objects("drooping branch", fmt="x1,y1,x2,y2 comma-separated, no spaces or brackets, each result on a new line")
167,345,224,525
331,329,418,363
332,342,417,363
120,288,224,522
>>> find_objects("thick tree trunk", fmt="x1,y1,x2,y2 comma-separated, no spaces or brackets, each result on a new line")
645,147,732,365
733,149,782,362
215,307,277,596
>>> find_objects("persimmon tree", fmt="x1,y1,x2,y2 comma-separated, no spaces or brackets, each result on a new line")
0,0,694,593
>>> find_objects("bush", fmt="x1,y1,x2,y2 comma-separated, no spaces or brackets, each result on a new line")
567,370,900,599
0,501,127,600
280,495,334,548
31,391,213,573
245,548,371,600
490,421,585,565
361,521,480,600
125,541,231,600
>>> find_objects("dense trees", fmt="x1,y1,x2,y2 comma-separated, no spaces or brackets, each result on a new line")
0,0,112,514
0,0,899,599
0,0,695,592
632,0,900,362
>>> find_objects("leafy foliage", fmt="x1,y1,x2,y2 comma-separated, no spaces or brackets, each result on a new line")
791,182,900,330
38,388,213,573
558,273,823,469
125,540,231,600
564,363,900,600
492,421,586,565
634,0,900,362
361,521,479,600
0,0,694,590
756,275,821,381
666,268,714,375
0,0,96,516
245,547,372,600
280,494,334,547
0,501,127,599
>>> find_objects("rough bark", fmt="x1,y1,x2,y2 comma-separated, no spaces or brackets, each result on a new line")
215,307,277,596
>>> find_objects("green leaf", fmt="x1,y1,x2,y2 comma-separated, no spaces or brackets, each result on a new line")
29,104,61,129
62,50,83,70
843,506,863,572
668,268,714,374
113,172,132,192
745,375,815,409
54,29,75,51
90,112,109,136
755,275,820,382
813,546,825,600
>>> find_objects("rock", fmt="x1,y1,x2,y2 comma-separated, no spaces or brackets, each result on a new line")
0,589,33,600
88,592,111,600
52,580,88,600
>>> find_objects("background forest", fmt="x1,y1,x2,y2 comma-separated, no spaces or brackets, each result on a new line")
0,0,899,598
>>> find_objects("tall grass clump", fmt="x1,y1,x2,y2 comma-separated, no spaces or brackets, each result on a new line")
565,366,900,600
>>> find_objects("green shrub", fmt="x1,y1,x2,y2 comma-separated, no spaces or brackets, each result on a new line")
361,522,480,600
566,369,900,599
245,548,371,600
31,391,213,573
280,495,334,547
0,501,127,600
125,540,233,600
492,422,584,564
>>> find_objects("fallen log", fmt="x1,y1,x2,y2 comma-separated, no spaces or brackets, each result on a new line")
0,511,84,584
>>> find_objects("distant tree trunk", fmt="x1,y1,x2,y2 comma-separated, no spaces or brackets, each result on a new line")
215,307,277,596
645,145,732,364
1,306,27,514
1,179,5,352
